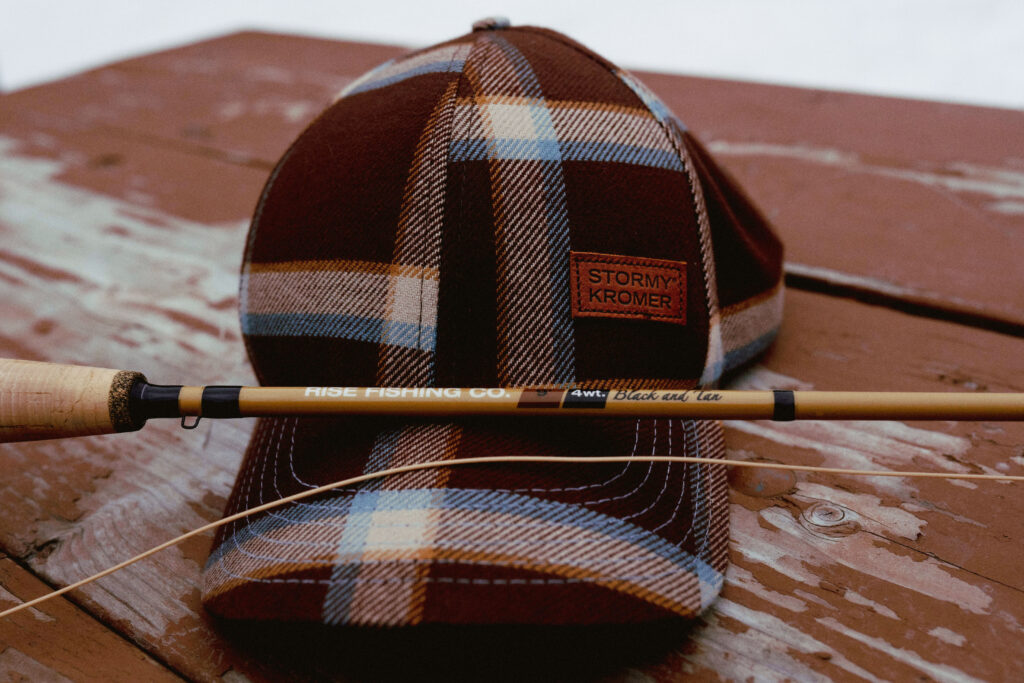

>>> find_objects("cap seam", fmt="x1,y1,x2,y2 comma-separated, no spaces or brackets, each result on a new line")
207,568,708,584
219,429,718,560
514,26,721,384
424,33,487,385
512,27,682,150
430,51,464,367
205,541,715,613
263,420,675,534
225,448,702,555
510,26,619,72
231,417,722,535
683,136,785,280
443,35,480,384
383,43,466,380
240,143,301,385
233,421,642,550
208,513,713,571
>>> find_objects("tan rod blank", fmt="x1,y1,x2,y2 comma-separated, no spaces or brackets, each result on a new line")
1,359,1023,443
231,386,1024,421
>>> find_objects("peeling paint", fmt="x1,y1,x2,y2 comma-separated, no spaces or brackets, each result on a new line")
0,136,251,381
707,141,1024,201
725,417,973,498
761,506,992,615
713,599,882,682
844,590,899,619
988,200,1024,215
0,136,256,655
928,626,966,647
725,564,807,613
819,616,982,682
784,261,981,312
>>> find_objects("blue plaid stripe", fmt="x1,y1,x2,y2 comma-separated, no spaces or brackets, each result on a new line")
345,60,467,96
451,91,681,171
721,285,785,372
321,489,384,624
616,70,683,129
723,327,780,371
449,139,685,169
362,428,402,491
339,44,473,98
242,313,436,351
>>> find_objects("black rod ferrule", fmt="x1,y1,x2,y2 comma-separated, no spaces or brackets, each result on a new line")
202,386,242,418
129,381,183,425
772,390,796,421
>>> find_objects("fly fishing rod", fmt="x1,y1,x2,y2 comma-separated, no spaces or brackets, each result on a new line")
2,358,1023,443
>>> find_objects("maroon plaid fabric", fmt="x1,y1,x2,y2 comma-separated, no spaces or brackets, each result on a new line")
203,20,783,626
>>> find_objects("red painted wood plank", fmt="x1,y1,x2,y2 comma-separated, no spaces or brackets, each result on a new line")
0,555,181,681
1,32,406,166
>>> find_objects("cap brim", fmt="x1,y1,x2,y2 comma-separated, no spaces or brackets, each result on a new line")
202,415,728,626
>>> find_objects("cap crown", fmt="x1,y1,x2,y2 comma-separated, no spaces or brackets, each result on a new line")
241,25,783,390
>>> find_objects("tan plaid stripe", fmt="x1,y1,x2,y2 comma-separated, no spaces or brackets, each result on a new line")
453,97,672,149
364,72,464,623
464,35,576,385
340,492,446,625
245,262,438,323
379,79,460,384
721,284,784,368
338,424,462,624
241,260,439,350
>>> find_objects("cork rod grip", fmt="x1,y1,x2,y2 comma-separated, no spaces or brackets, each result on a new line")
0,359,146,443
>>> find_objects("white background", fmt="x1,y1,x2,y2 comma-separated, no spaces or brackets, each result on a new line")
1,0,1022,109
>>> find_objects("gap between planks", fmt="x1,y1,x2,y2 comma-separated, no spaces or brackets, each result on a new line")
0,553,186,681
785,264,1024,339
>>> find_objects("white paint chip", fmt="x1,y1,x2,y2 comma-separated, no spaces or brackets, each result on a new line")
820,617,982,681
928,626,967,647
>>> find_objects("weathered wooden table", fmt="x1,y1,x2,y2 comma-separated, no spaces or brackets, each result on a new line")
2,31,1023,681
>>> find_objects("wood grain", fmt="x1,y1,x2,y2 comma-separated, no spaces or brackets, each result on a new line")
0,554,181,681
1,30,1022,682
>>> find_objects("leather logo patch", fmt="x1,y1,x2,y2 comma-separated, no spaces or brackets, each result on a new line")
569,251,686,324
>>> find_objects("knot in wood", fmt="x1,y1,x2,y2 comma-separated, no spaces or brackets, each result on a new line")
807,503,846,526
800,502,860,538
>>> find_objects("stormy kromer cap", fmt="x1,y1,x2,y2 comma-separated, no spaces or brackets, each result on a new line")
202,19,783,625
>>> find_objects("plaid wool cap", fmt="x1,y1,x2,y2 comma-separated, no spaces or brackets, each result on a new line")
202,19,784,626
